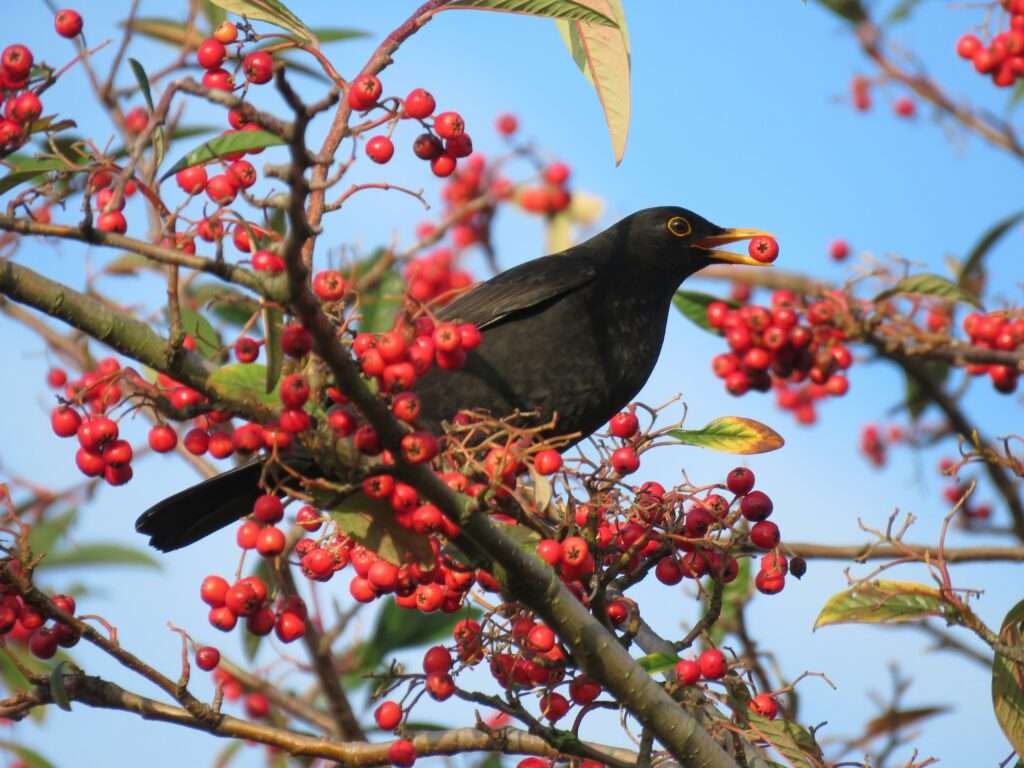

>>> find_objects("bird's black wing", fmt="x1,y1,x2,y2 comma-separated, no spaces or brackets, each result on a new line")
437,251,597,330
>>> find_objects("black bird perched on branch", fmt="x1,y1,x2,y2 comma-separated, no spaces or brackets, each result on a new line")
136,206,771,551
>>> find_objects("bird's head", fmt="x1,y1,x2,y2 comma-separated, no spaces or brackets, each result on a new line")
613,206,775,281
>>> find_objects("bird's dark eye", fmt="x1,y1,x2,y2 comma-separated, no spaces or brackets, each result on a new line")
667,216,692,238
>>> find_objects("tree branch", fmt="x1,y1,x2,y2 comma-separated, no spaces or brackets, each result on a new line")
784,541,1024,564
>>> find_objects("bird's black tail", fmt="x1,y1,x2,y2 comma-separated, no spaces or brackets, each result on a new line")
135,462,262,552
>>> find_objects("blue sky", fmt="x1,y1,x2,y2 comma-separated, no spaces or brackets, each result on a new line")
1,1,1022,766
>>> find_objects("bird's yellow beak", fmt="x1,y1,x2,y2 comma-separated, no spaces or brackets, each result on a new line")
694,228,775,267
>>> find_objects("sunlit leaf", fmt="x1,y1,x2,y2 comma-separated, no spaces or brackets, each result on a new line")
357,264,405,333
993,598,1024,757
40,544,161,571
120,17,205,48
884,0,923,23
178,307,223,362
128,59,155,112
556,0,631,164
668,417,784,455
262,306,283,394
207,363,281,407
329,493,434,567
49,662,71,711
447,0,617,25
874,273,982,309
672,290,736,334
958,209,1024,289
203,1,228,29
814,580,945,629
746,713,825,764
209,0,317,44
161,130,285,180
27,509,77,557
188,282,260,326
636,651,677,674
0,156,89,195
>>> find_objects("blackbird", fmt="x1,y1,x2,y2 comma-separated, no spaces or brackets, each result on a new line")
137,206,770,551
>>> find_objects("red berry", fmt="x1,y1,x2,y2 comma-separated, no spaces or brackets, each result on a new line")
611,446,640,475
748,236,779,263
54,9,83,38
366,135,394,164
214,21,238,44
544,162,570,185
609,410,639,438
495,113,518,135
243,51,274,84
956,34,982,59
387,739,416,768
275,611,305,642
434,111,465,139
430,154,456,177
313,270,346,301
201,68,234,91
97,211,127,234
422,645,452,675
749,692,779,719
674,659,701,685
755,568,786,595
726,467,755,496
196,39,226,70
537,539,562,565
11,92,43,124
527,624,556,653
176,165,208,195
228,159,257,189
749,520,780,550
252,494,284,524
533,448,562,475
403,88,436,119
560,536,589,567
256,526,286,557
347,74,382,110
893,97,915,118
740,490,773,521
698,648,727,680
200,575,229,607
375,700,402,730
2,45,33,79
539,692,569,722
195,646,220,671
51,406,82,438
206,173,237,205
413,133,443,160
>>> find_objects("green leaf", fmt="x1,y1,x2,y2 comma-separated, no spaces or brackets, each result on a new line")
27,509,78,557
357,598,481,672
103,252,162,277
668,416,784,455
1010,79,1024,111
958,209,1024,289
329,492,435,567
359,268,405,334
672,290,736,334
813,0,867,22
161,130,285,180
814,580,945,629
262,306,283,394
993,598,1024,758
0,740,57,768
447,0,618,25
188,282,260,326
0,156,89,195
746,713,825,764
178,307,223,362
39,543,161,571
556,0,631,164
110,125,219,161
636,651,677,674
309,27,369,44
874,273,983,309
207,363,281,407
203,1,228,28
884,0,923,23
209,0,317,44
128,58,155,112
120,17,206,48
864,706,950,739
49,662,72,711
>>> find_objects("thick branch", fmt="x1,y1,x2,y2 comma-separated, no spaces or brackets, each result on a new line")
0,673,637,766
0,215,268,296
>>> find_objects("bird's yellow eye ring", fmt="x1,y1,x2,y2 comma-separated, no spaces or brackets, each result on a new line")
667,216,692,238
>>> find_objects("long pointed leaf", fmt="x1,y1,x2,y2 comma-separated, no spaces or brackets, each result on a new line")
447,0,617,25
209,0,316,44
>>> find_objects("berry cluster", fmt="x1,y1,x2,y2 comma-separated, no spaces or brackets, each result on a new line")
956,2,1024,89
0,576,80,661
672,648,777,716
200,572,306,642
961,310,1024,394
706,289,853,424
0,42,46,151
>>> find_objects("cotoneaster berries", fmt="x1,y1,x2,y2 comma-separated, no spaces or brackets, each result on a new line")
698,648,727,680
55,9,83,38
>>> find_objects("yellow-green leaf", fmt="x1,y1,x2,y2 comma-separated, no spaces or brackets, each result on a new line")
40,543,161,571
814,580,945,630
0,156,89,195
636,651,677,674
556,0,631,164
179,307,223,362
446,0,617,25
161,130,285,180
668,416,784,455
993,598,1024,757
207,363,281,407
874,273,983,309
0,740,56,768
262,306,283,394
120,17,206,48
329,492,434,567
958,209,1024,289
209,0,316,44
746,713,825,764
